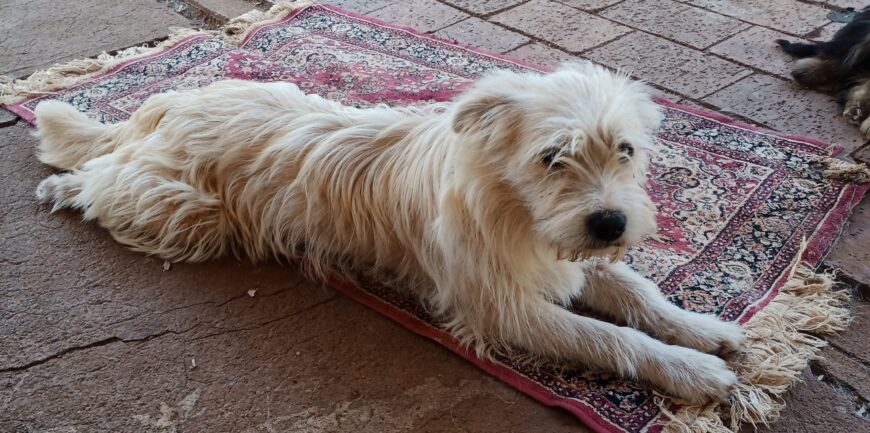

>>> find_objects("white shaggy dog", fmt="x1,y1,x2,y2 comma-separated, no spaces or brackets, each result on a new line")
33,62,742,403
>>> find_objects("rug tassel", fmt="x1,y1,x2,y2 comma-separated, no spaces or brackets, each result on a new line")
0,28,207,106
659,241,852,433
220,0,317,45
811,155,870,184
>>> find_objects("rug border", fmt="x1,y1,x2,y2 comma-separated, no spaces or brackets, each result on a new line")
652,98,845,157
325,276,644,433
739,181,868,322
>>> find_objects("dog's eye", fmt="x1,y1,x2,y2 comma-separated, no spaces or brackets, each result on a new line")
618,142,634,160
540,147,565,169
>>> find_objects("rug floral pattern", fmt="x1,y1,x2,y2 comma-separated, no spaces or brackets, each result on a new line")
5,5,867,433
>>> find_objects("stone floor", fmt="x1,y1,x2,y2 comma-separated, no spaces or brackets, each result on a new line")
1,0,868,432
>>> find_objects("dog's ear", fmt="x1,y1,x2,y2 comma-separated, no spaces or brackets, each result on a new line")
452,94,516,134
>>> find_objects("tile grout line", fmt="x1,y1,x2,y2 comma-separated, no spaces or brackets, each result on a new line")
503,40,535,55
409,2,739,122
484,14,792,100
430,0,843,90
427,8,778,120
701,23,754,51
694,69,758,101
668,0,835,38
369,0,744,93
552,0,629,14
792,0,859,12
468,1,849,107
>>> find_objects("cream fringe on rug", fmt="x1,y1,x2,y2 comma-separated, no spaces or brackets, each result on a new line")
659,258,852,433
0,3,860,432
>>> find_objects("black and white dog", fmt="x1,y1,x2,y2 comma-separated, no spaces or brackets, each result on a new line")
777,7,870,135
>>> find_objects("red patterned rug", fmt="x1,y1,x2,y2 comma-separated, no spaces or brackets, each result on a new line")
2,3,867,432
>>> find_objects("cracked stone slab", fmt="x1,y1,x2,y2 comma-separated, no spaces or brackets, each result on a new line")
825,198,870,283
0,110,17,127
760,370,869,433
703,74,868,152
313,0,399,14
186,0,258,26
682,0,830,36
0,294,592,433
0,0,191,78
815,346,870,402
368,0,468,33
828,303,870,362
434,18,529,54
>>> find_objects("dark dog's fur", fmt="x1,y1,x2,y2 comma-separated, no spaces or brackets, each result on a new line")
777,7,870,131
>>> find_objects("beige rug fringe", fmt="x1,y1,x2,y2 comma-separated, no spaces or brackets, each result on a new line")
812,155,870,184
660,264,852,433
220,0,317,45
0,1,317,106
0,28,208,106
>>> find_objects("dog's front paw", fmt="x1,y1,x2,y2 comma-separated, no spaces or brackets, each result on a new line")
664,312,744,356
654,347,738,404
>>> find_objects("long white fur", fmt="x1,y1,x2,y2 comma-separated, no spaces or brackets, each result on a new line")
32,61,743,403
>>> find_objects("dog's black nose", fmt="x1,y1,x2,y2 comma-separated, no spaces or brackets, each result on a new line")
587,210,626,242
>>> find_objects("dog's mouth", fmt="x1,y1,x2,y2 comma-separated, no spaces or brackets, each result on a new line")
557,244,627,263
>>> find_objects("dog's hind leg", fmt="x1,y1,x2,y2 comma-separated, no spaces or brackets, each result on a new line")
579,261,744,356
36,153,230,262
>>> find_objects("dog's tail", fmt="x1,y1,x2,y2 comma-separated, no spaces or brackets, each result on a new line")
776,39,820,58
33,100,118,170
